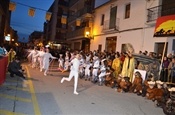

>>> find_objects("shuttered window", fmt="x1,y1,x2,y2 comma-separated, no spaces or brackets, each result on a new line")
109,6,117,29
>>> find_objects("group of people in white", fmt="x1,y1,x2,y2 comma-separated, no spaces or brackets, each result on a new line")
27,46,57,76
27,46,111,95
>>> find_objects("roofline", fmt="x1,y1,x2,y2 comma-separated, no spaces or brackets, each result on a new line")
95,0,115,10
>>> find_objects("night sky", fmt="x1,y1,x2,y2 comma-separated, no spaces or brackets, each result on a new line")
10,0,109,43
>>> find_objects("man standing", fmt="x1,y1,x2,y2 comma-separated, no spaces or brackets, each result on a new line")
61,54,81,95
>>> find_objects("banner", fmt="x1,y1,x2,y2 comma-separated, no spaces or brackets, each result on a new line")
76,18,81,26
154,14,175,37
9,2,16,11
45,12,52,21
28,8,35,17
61,15,67,24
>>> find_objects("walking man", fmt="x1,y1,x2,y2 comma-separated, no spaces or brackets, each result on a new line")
61,54,81,95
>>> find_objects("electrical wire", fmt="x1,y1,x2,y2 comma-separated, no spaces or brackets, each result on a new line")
11,0,50,12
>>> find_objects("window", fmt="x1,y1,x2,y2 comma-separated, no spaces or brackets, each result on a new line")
125,3,130,19
101,14,105,25
109,6,117,29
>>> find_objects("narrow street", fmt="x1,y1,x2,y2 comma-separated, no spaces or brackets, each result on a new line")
0,62,165,115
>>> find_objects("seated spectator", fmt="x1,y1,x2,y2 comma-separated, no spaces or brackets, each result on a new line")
8,57,26,79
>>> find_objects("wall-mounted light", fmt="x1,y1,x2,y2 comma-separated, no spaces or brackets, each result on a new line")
85,31,94,40
85,31,90,37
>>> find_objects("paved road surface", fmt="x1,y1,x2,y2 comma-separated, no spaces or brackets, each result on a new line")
0,64,165,115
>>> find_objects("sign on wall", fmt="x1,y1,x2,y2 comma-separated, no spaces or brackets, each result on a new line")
154,14,175,37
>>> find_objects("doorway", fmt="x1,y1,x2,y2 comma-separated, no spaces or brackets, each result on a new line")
155,42,168,57
105,36,117,53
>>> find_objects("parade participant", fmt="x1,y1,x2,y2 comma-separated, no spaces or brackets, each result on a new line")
112,52,121,79
8,56,26,79
61,54,81,95
8,48,16,64
84,53,93,81
35,47,45,72
42,48,57,76
79,54,85,79
58,54,64,72
27,46,38,68
121,43,135,82
85,53,92,63
92,54,100,83
98,59,107,86
84,61,92,81
70,52,75,61
121,51,135,82
62,51,70,73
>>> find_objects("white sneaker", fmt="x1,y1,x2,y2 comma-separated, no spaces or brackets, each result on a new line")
61,78,64,83
40,69,42,72
44,73,47,76
74,92,79,95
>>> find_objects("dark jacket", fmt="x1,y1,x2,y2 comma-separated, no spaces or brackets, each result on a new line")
8,60,21,73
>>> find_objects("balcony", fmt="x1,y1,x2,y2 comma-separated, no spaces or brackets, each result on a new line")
66,27,90,39
102,18,119,33
147,4,175,23
69,0,79,7
58,0,69,7
68,6,93,22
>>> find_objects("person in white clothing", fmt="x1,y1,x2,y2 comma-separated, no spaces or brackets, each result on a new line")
92,55,100,83
61,54,81,95
62,51,70,73
27,47,38,68
98,59,107,86
42,48,57,76
35,47,45,72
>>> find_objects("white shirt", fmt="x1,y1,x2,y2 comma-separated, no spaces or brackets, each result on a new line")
70,58,80,72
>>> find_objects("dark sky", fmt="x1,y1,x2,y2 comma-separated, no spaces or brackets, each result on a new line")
10,0,109,42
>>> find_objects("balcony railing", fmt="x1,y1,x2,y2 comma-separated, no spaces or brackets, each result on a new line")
69,0,79,7
147,4,175,22
66,27,90,39
68,6,92,22
102,18,119,32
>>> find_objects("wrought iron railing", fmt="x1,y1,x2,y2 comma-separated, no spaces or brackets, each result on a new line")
69,0,79,7
102,18,119,31
147,4,175,22
66,27,90,39
68,5,92,22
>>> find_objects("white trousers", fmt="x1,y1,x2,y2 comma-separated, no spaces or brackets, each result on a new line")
64,70,79,93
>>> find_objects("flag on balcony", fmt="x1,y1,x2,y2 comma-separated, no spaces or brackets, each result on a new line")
61,15,67,24
45,12,52,21
154,14,175,37
28,8,35,17
9,2,16,11
76,18,81,26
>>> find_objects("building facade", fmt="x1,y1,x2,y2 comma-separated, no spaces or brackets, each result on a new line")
91,0,175,55
44,0,69,45
66,0,95,52
0,0,10,44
